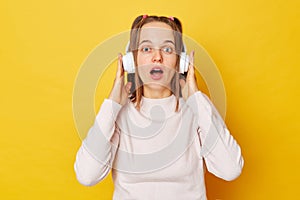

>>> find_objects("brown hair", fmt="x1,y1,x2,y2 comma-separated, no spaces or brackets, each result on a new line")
128,15,184,112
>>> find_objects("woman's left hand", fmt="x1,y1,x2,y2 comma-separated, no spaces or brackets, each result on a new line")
179,51,199,101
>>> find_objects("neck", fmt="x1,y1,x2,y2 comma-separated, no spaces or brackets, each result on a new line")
143,86,172,99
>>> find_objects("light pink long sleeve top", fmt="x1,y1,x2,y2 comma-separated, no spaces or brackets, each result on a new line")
74,91,244,200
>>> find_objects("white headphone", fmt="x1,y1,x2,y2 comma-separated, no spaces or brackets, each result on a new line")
122,42,190,74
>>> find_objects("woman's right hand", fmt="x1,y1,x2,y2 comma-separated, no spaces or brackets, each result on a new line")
108,53,132,106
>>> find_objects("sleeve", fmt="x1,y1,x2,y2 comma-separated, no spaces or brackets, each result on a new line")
74,99,122,186
186,91,244,181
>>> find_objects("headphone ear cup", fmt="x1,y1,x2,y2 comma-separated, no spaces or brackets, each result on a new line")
122,52,135,73
179,52,190,74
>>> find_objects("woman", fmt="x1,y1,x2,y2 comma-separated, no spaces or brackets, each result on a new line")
74,15,244,200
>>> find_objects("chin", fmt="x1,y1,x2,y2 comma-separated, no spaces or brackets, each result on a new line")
144,82,171,91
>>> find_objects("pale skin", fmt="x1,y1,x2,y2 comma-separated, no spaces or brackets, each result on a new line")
109,21,199,105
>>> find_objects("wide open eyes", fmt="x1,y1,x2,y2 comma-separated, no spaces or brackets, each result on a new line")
161,46,174,54
140,46,152,53
138,45,175,55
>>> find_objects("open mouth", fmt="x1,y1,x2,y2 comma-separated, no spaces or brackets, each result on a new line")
149,67,164,80
150,67,164,75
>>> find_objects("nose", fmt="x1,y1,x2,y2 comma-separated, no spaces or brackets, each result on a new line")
152,48,163,63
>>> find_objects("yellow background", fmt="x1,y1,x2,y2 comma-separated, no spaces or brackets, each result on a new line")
1,0,299,199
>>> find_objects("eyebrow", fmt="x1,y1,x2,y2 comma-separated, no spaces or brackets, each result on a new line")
139,40,175,46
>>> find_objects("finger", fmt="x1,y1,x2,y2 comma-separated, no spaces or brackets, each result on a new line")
116,53,124,78
188,50,195,73
187,51,195,80
124,82,132,94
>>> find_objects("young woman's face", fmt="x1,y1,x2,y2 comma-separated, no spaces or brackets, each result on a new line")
136,22,177,93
